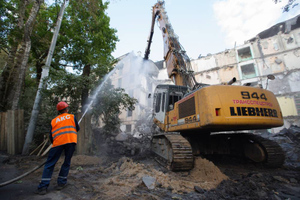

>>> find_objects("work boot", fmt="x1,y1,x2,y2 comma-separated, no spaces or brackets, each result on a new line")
55,183,67,190
34,187,47,195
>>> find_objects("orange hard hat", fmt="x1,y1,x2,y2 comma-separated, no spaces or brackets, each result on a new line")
56,101,69,111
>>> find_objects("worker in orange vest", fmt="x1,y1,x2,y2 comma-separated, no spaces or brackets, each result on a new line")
35,101,80,195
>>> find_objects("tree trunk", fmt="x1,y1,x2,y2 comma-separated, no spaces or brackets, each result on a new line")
0,43,18,111
6,0,43,110
0,0,43,111
35,50,48,83
0,0,28,111
81,64,91,112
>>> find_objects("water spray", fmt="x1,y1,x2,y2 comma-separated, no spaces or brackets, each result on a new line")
78,66,121,124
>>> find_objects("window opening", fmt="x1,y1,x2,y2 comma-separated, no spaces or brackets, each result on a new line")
241,63,256,79
126,125,131,133
127,109,132,117
237,47,253,62
168,92,183,110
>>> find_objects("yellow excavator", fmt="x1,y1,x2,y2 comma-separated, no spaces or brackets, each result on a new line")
144,1,285,171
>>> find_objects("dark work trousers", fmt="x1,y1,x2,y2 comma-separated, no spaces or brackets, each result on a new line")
38,143,76,189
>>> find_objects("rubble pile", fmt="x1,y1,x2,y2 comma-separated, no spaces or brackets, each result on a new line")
95,157,228,199
273,125,300,169
200,170,300,200
254,125,300,169
92,127,152,158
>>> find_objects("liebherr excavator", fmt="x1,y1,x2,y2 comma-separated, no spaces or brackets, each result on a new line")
144,1,285,171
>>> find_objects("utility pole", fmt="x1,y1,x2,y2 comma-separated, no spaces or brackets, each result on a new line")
22,0,69,155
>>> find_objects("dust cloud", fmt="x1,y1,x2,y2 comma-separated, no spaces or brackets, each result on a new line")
107,51,167,134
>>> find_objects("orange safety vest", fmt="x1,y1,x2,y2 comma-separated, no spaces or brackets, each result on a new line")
51,113,77,147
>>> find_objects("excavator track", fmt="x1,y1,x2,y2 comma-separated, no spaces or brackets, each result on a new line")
241,133,285,168
184,132,285,169
151,133,194,171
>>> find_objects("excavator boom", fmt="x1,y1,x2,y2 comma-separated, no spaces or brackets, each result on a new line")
145,1,198,89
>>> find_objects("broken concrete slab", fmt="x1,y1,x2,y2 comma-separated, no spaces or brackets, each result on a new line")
142,176,156,190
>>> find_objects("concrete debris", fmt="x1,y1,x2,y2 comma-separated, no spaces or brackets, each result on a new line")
94,127,151,158
290,178,298,184
194,186,206,194
133,131,143,139
142,176,156,190
269,125,300,169
273,176,290,183
115,132,128,141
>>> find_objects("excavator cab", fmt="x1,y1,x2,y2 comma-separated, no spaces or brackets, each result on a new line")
153,85,188,127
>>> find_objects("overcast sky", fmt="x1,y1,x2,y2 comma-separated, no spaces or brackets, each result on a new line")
105,0,300,62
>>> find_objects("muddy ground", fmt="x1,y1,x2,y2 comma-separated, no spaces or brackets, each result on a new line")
0,150,299,200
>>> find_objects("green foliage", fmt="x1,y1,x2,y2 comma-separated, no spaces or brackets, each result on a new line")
30,4,58,65
59,0,118,70
92,79,138,135
43,68,90,114
0,0,38,50
0,0,17,49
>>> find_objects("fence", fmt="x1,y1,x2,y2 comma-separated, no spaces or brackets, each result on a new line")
76,113,93,155
0,110,25,155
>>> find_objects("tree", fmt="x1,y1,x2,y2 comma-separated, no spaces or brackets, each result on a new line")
92,79,138,135
57,0,118,112
0,0,43,111
0,0,9,52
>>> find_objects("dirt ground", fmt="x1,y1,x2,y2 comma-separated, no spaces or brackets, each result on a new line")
0,151,299,200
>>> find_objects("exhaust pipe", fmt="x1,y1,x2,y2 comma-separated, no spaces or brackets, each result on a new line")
227,77,236,85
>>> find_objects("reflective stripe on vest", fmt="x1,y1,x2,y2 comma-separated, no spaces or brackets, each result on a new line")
51,113,77,147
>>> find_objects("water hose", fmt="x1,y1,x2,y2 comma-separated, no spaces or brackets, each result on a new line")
0,160,46,187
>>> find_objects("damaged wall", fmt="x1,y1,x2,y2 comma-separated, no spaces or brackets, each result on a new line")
191,50,238,84
283,49,300,70
194,70,220,85
192,55,217,72
215,50,239,83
